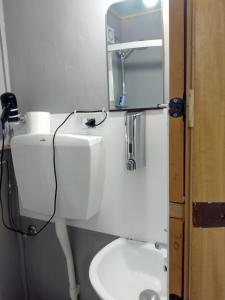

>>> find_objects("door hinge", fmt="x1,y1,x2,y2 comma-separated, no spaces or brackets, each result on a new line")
169,98,186,118
188,89,194,127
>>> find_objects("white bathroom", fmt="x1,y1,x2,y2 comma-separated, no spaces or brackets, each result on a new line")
0,0,170,299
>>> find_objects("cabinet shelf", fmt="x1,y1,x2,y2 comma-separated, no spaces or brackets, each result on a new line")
107,39,163,52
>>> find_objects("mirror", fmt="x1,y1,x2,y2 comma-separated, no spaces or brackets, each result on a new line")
106,0,164,111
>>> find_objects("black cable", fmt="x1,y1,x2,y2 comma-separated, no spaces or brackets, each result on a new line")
0,129,24,234
6,159,17,229
0,111,74,236
95,111,107,126
33,111,75,235
85,110,107,128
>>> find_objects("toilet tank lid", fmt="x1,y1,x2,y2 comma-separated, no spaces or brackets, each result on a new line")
11,134,103,147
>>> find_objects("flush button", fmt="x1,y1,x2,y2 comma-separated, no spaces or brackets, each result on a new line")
127,159,136,171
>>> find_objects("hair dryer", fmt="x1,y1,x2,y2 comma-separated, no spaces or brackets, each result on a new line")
0,93,20,129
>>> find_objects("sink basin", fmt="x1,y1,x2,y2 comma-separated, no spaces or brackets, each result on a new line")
89,238,167,300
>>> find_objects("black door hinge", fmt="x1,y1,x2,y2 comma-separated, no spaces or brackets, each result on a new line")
169,98,186,118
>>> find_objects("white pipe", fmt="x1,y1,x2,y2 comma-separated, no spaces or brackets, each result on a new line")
55,218,79,300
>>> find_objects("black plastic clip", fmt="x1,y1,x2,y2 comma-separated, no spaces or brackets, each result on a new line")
169,98,186,118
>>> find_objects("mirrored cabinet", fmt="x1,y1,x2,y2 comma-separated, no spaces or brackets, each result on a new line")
106,0,165,111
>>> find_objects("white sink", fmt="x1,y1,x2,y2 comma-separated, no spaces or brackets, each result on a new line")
89,238,167,300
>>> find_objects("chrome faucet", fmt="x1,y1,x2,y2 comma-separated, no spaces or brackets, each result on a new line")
125,111,145,171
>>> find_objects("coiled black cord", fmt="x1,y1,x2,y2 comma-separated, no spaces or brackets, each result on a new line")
0,111,74,236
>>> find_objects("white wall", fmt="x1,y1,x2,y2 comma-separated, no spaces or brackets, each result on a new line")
3,0,114,113
71,110,168,244
0,0,6,94
0,44,5,94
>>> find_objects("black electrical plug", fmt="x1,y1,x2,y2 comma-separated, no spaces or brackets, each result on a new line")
85,118,96,128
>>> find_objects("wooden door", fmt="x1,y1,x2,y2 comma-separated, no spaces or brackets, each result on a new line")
187,0,225,299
